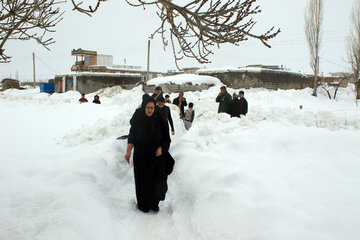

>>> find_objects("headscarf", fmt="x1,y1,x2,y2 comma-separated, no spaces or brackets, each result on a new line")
141,94,151,108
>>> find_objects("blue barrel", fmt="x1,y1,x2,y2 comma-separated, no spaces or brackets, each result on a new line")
40,83,55,93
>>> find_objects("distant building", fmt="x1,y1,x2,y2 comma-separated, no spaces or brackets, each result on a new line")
183,67,200,74
198,66,313,90
164,70,182,76
54,72,142,94
1,78,21,91
246,64,289,71
49,48,168,93
71,48,162,79
328,72,352,78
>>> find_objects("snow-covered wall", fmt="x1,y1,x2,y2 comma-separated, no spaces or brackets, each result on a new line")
54,73,142,94
198,68,313,90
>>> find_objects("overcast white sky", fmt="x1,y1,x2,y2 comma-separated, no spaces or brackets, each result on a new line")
0,0,354,82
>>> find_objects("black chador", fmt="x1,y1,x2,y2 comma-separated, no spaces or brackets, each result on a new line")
128,98,174,212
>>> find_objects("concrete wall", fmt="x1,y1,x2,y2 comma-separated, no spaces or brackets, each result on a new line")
54,74,142,94
143,82,215,94
198,70,314,90
21,82,42,87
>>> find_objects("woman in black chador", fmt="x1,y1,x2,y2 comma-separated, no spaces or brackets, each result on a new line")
125,96,173,213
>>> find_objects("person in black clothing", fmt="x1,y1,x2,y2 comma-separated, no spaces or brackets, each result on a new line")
230,92,241,118
125,97,172,213
150,86,163,101
130,94,151,126
164,94,171,103
172,92,187,119
239,90,248,116
156,97,175,135
92,95,101,104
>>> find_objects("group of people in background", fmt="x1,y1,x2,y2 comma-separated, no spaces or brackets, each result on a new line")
78,93,101,104
216,86,248,118
79,85,246,121
150,86,195,131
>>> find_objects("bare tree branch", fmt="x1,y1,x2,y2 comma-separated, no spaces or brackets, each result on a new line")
305,0,323,97
347,0,360,100
0,0,64,63
1,0,280,68
320,79,346,100
71,0,280,68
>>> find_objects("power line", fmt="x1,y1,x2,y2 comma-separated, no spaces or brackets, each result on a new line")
319,56,348,68
35,54,61,73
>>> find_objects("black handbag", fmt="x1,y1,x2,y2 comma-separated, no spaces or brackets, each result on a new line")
164,152,175,175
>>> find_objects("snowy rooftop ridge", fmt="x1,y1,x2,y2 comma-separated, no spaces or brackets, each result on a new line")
55,72,142,78
146,74,222,86
197,66,308,77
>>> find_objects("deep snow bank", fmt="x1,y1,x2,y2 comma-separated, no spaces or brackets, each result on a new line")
1,86,360,240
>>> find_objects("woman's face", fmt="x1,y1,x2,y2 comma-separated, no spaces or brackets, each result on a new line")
145,102,155,117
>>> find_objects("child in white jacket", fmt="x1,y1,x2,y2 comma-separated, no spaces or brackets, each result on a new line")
184,102,195,130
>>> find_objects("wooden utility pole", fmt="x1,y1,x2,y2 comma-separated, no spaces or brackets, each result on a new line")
33,52,36,88
146,38,151,82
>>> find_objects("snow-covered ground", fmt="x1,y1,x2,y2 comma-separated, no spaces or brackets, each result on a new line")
1,84,360,240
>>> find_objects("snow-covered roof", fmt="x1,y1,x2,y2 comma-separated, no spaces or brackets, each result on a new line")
88,65,161,74
55,72,142,78
196,66,242,74
146,74,222,86
197,66,307,76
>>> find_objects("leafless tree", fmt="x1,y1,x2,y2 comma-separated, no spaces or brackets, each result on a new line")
0,0,64,63
1,0,280,67
347,0,360,100
304,0,323,97
71,0,280,68
320,79,346,100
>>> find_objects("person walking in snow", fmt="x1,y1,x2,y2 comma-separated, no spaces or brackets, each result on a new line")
150,86,163,101
230,92,241,118
79,93,88,103
184,102,195,130
125,96,174,213
92,95,101,104
164,94,171,103
173,91,187,119
239,90,248,116
156,96,175,135
216,86,232,114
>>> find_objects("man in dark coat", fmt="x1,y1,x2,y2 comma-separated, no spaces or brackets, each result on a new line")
172,92,187,119
239,90,248,116
216,86,232,114
125,97,172,213
230,92,241,118
150,86,163,101
156,96,175,135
